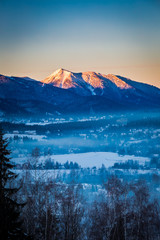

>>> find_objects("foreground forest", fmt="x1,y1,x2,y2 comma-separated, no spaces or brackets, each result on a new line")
18,172,160,240
1,127,160,240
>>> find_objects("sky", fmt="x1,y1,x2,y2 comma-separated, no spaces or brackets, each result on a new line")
0,0,160,88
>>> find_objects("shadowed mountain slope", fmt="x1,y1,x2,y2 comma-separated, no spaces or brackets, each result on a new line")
0,70,160,117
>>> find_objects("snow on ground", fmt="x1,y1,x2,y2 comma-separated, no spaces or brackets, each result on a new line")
13,152,150,168
87,85,96,95
48,152,150,168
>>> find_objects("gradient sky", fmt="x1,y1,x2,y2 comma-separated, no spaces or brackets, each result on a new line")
0,0,160,87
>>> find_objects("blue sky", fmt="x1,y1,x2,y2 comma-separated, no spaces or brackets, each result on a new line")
0,0,160,87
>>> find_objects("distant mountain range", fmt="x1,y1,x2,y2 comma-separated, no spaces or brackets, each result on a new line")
0,69,160,117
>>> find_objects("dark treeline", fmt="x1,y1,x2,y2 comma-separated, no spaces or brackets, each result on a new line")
112,158,160,170
112,160,144,169
16,160,80,170
1,114,160,136
16,157,160,172
0,119,109,134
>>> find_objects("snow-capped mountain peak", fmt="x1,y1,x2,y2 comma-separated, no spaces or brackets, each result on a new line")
42,69,135,96
0,71,160,117
43,68,77,88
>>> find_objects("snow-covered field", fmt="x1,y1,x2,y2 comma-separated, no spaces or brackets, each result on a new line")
45,152,150,168
13,151,150,168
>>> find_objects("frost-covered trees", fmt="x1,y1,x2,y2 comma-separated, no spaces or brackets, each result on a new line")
19,170,160,240
60,184,84,240
21,178,84,240
89,177,160,240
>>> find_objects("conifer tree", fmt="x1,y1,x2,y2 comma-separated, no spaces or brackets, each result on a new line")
0,129,29,239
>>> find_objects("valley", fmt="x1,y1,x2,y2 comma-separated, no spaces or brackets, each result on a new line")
1,111,159,169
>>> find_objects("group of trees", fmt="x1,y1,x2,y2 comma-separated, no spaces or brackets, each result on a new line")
112,160,142,170
20,180,84,240
16,159,80,170
17,172,160,240
113,158,160,170
1,128,160,239
89,177,160,240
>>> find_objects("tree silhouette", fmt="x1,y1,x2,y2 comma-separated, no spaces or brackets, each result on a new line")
0,129,30,239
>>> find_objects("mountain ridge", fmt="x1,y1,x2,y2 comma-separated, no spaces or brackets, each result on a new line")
42,69,160,104
0,70,160,117
42,68,160,96
42,69,135,94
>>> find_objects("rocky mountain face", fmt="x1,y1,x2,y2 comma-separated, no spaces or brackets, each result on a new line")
42,68,160,106
0,69,160,117
42,68,134,96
